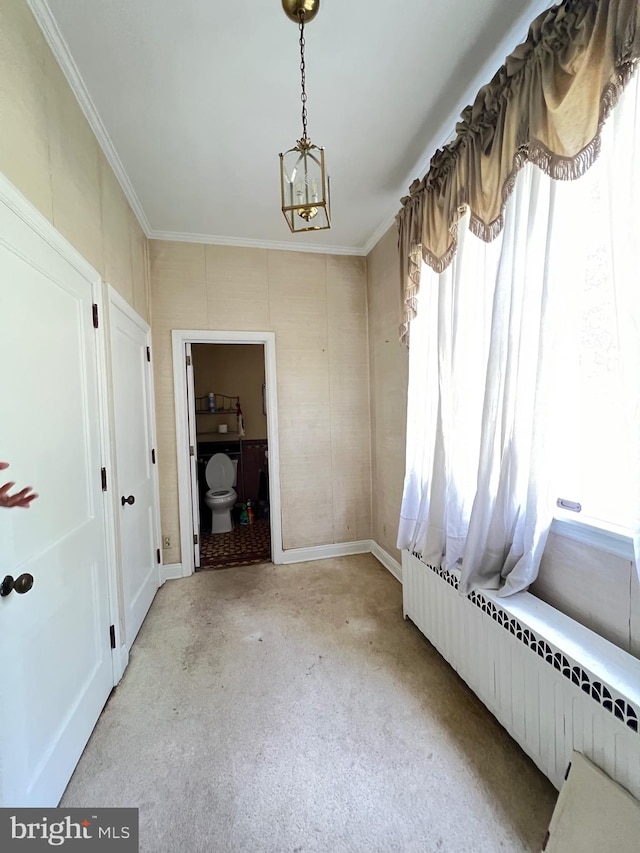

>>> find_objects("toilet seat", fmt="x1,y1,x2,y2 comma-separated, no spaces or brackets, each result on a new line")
205,453,236,491
207,488,235,504
204,453,237,533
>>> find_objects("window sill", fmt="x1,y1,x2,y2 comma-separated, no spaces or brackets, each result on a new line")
550,514,637,562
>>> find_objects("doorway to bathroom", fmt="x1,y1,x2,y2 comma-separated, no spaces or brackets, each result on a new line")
172,330,283,577
191,342,270,570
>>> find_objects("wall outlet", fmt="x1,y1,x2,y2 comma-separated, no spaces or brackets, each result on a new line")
163,536,171,549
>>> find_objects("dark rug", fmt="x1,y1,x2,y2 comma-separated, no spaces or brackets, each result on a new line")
199,518,271,570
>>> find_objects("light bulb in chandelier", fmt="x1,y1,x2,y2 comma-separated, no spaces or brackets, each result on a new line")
279,0,331,232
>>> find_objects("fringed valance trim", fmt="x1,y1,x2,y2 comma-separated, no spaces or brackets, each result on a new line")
397,0,640,344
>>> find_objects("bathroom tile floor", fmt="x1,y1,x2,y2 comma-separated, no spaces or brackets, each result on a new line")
199,518,271,570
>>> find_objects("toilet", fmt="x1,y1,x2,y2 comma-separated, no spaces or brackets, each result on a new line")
204,453,238,534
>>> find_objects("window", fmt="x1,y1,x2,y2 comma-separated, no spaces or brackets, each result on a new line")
399,73,640,598
553,160,640,536
551,79,640,544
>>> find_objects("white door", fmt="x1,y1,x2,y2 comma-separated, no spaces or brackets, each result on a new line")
185,343,201,567
0,188,114,806
109,289,160,649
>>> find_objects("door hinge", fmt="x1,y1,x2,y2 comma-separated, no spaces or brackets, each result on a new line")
92,303,99,329
186,354,192,367
109,624,116,649
156,548,161,564
189,445,194,457
193,534,198,545
101,467,108,491
146,346,151,362
151,448,156,464
564,761,572,781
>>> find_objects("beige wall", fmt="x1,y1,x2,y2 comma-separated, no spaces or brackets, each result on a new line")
150,243,371,563
0,0,149,319
366,226,408,563
192,343,267,440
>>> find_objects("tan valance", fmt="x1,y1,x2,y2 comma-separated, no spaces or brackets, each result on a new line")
397,0,640,343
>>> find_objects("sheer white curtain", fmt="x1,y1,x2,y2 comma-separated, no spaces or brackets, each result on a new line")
398,162,587,596
397,217,500,574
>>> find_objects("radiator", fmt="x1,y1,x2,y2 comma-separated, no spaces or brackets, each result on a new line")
402,551,640,797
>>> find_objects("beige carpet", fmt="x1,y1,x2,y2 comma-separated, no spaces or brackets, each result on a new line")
61,554,556,852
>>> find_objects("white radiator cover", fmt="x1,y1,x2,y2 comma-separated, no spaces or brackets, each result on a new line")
402,551,640,797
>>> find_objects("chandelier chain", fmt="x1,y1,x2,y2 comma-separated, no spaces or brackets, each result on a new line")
298,10,308,139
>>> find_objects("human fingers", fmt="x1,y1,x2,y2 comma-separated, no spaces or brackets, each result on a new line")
0,481,16,498
0,484,37,508
0,489,25,508
14,491,38,508
9,486,32,500
0,462,9,471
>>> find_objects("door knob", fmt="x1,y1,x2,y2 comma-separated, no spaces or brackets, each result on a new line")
121,495,135,506
14,573,34,594
0,573,34,597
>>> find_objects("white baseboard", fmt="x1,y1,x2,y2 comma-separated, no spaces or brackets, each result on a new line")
160,562,184,584
369,540,403,583
162,543,401,581
279,539,371,565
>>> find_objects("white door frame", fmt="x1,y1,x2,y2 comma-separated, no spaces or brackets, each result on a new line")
184,343,201,568
106,285,163,649
172,330,283,575
0,172,124,688
93,284,128,684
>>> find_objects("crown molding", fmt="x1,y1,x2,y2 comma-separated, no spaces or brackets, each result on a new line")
148,229,367,256
29,0,553,261
362,211,397,257
27,0,382,258
27,0,153,236
28,0,367,257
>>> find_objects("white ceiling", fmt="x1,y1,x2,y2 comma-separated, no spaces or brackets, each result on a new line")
33,0,551,255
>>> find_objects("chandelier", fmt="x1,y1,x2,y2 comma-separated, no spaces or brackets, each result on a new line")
279,0,331,232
